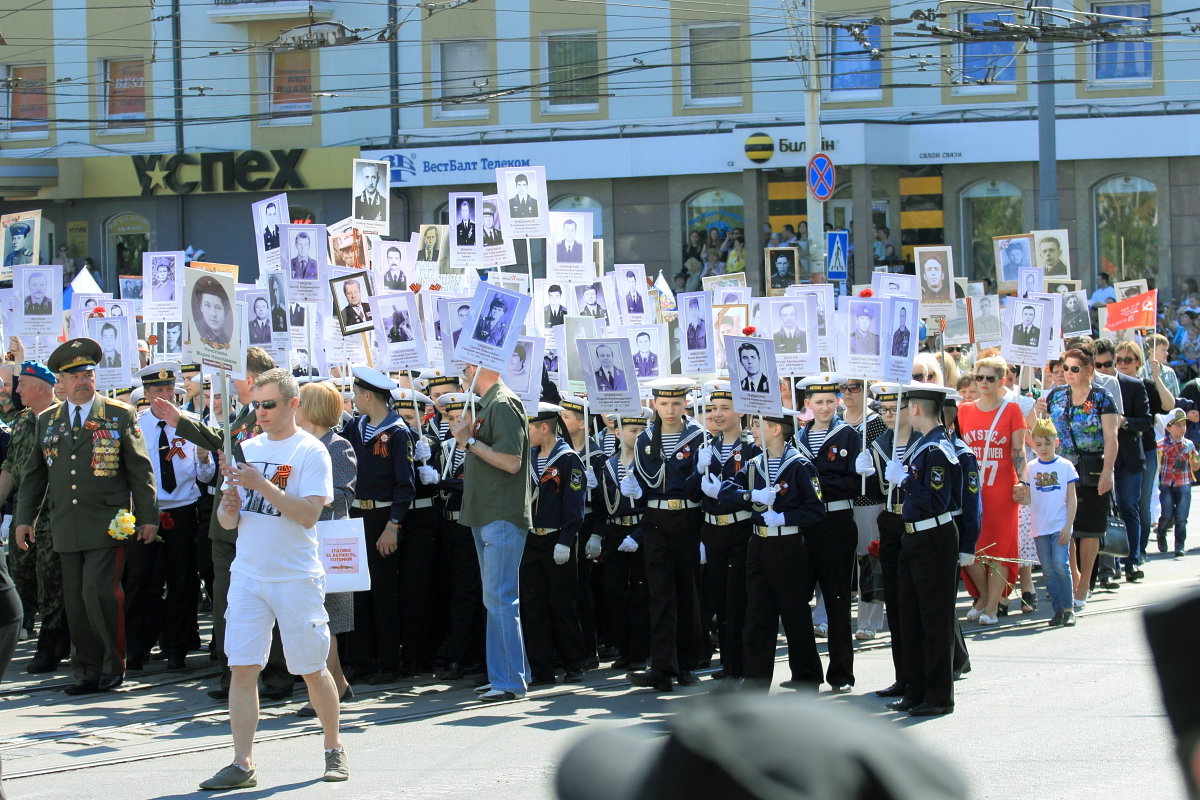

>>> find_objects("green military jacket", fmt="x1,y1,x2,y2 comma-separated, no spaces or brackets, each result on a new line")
3,405,55,532
173,402,260,544
14,395,158,553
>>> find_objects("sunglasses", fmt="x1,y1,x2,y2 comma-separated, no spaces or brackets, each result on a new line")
975,374,999,383
840,384,864,394
1115,356,1138,365
1094,360,1114,369
912,373,932,382
944,346,963,353
255,399,282,410
1065,365,1085,373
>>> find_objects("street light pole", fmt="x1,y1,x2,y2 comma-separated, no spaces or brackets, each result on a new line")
1034,39,1058,230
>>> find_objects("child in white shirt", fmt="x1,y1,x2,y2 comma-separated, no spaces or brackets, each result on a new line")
1023,418,1078,626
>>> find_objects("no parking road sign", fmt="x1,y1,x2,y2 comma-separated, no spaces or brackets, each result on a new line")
807,153,835,202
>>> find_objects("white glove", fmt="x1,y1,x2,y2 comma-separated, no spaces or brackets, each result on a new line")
762,510,786,527
553,544,571,565
417,465,438,485
958,553,976,567
885,460,908,486
585,534,602,560
414,438,432,462
700,473,722,499
618,535,639,553
620,472,642,499
696,445,713,469
585,467,598,490
854,451,876,477
699,542,707,565
750,486,777,508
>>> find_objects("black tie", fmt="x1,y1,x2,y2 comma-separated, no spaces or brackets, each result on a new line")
73,406,82,432
158,420,178,493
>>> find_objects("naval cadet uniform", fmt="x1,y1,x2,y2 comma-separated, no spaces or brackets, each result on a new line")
869,421,917,696
394,389,440,675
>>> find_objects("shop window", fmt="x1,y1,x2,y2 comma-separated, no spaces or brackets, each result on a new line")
683,24,741,106
961,179,1023,280
826,23,881,96
105,212,150,291
544,32,600,111
436,40,489,119
685,189,744,239
4,64,49,134
1094,175,1157,282
104,59,146,130
1092,3,1151,82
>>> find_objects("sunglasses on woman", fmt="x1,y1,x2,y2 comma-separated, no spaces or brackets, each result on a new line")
1064,365,1085,373
944,346,962,353
840,383,863,394
912,373,933,382
1115,356,1138,365
974,374,999,383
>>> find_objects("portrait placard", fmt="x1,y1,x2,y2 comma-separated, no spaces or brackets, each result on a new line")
1,209,41,281
436,295,473,376
452,282,531,373
712,304,749,372
1060,289,1092,337
511,337,544,413
764,247,800,295
1001,296,1052,368
280,223,328,303
914,245,955,313
677,291,714,374
328,226,367,272
535,278,571,334
625,324,668,383
374,239,413,294
151,321,184,357
88,314,134,390
547,211,595,284
871,271,918,300
993,233,1034,292
69,293,112,337
244,290,273,346
574,277,614,331
882,297,919,384
481,193,517,270
613,264,650,327
1032,229,1071,278
329,269,376,337
1114,278,1149,301
1017,266,1043,299
496,165,549,240
840,297,886,378
973,295,1002,344
555,315,599,395
1045,278,1080,296
767,295,819,377
13,264,62,337
943,298,974,346
785,284,834,358
578,337,642,414
251,193,287,274
702,271,747,292
412,224,463,289
184,266,239,370
1026,291,1063,360
449,191,484,270
724,335,782,417
351,158,390,232
142,251,184,322
370,291,427,371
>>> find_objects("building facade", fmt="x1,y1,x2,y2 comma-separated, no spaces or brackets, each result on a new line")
0,0,1195,295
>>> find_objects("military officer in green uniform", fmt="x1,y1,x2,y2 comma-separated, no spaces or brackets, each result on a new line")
0,361,68,673
151,347,295,700
14,339,158,695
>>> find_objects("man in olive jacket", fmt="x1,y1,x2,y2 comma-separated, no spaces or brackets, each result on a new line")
151,347,294,700
14,338,158,695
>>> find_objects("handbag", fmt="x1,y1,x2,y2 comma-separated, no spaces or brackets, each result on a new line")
1100,513,1131,559
1059,391,1104,487
316,516,372,593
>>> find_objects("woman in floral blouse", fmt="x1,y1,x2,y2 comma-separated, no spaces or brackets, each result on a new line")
1035,345,1119,608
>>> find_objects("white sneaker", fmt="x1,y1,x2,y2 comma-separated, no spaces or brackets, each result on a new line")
965,608,982,621
813,623,828,637
473,683,492,694
1072,599,1086,610
854,628,876,641
977,613,999,625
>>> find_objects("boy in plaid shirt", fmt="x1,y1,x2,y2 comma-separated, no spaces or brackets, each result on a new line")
1157,408,1200,558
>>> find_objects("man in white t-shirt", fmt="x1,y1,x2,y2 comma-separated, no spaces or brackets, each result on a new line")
200,368,347,790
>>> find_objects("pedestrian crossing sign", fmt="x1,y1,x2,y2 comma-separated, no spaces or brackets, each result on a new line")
825,231,848,280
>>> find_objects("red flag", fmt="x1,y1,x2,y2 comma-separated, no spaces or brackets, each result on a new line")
1103,289,1157,331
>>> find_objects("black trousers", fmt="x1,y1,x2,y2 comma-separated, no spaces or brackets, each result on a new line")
804,508,858,687
519,532,585,679
195,493,215,604
878,510,906,686
124,502,200,659
349,506,401,672
642,507,703,676
743,532,820,686
599,524,649,662
898,522,958,708
574,515,599,659
700,520,750,677
435,518,484,667
399,506,438,670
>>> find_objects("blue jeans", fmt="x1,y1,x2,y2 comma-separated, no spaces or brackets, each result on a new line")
1113,469,1143,569
1158,485,1192,552
1033,534,1072,614
472,520,530,693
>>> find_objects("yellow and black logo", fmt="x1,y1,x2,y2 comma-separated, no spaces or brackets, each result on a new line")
744,132,774,164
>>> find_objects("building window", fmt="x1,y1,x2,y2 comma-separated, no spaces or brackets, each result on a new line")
826,23,881,94
1095,175,1157,283
958,11,1017,89
104,59,146,130
961,179,1023,281
5,64,49,133
683,24,741,106
544,32,599,111
436,40,488,118
269,49,312,118
685,189,745,241
1093,3,1151,81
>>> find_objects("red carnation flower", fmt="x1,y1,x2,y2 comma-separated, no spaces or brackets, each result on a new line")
159,511,175,531
742,326,756,336
858,288,874,297
867,539,881,557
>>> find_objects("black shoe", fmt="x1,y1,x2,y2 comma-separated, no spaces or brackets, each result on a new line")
1062,611,1077,626
996,602,1009,617
887,697,920,711
1175,550,1186,559
529,676,557,687
676,671,699,686
98,673,123,691
1158,534,1168,553
1125,569,1143,583
207,687,229,701
563,670,585,683
260,685,294,701
1099,578,1121,591
597,645,619,660
1021,591,1038,613
710,669,727,680
908,702,953,717
25,656,60,674
625,660,647,672
463,662,487,677
166,655,187,671
627,669,673,692
1047,611,1065,628
434,662,463,681
126,654,145,671
199,597,213,613
583,656,600,671
64,680,101,696
611,656,631,670
875,682,907,698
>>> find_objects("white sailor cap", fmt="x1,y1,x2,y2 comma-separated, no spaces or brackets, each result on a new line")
351,365,397,396
645,376,695,398
391,387,432,409
437,392,477,411
137,361,183,387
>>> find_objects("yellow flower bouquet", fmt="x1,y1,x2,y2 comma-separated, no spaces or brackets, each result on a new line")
107,509,137,541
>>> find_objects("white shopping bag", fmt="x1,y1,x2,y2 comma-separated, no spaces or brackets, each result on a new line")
316,517,371,593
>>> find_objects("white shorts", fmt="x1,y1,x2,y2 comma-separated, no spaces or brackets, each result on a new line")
225,572,330,675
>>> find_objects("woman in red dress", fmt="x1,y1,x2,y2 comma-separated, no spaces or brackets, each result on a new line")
956,356,1029,625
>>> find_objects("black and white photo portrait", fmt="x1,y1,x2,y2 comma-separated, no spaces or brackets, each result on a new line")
23,270,51,316
352,158,390,227
507,172,539,219
575,282,609,326
1011,303,1043,348
848,301,881,356
329,272,375,336
248,295,272,344
591,343,628,391
267,273,287,333
915,246,954,306
191,274,233,347
771,301,807,354
455,198,477,247
150,255,176,302
472,292,513,347
1033,229,1071,278
736,341,769,393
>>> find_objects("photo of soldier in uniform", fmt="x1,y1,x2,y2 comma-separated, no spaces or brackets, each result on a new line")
736,341,769,393
848,301,881,356
630,328,662,379
1011,303,1043,348
23,270,52,315
916,247,954,306
352,158,390,227
575,282,609,326
591,343,628,391
190,274,233,347
1033,229,1071,278
329,273,375,336
771,301,807,354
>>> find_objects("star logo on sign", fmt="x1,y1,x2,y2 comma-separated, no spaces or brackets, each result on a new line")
144,164,170,193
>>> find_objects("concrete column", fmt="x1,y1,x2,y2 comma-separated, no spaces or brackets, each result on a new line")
852,165,874,283
742,168,766,293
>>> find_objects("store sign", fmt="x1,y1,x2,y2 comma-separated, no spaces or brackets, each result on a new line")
132,149,306,196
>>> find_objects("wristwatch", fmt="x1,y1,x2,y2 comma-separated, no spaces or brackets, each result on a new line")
465,437,477,451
